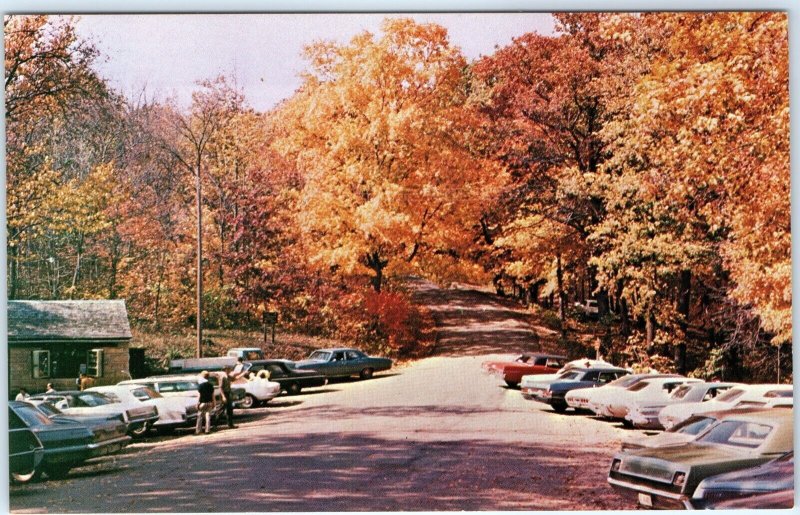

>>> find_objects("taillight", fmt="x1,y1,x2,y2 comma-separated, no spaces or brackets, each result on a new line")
673,472,686,487
610,459,621,472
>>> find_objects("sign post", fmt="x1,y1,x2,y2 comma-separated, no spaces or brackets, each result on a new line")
263,311,278,345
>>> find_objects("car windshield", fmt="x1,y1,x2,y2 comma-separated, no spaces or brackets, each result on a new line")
560,371,582,380
15,404,54,426
697,420,773,449
308,351,331,361
715,388,746,403
670,385,693,400
283,361,296,369
516,355,532,363
671,415,716,435
75,393,113,407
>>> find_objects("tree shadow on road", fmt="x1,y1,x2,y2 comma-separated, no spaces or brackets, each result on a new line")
10,431,630,512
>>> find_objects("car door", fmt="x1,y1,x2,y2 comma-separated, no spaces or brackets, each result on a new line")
343,350,367,375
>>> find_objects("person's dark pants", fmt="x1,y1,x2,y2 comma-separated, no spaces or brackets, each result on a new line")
224,398,234,427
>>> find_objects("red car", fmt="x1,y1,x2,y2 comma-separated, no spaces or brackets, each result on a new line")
482,353,567,388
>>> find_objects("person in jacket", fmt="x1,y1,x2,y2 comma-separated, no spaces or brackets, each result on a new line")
195,371,215,435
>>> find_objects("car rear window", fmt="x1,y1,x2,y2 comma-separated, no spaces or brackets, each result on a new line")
670,385,693,400
14,404,53,426
159,381,198,392
75,393,112,407
698,420,773,449
627,381,649,392
765,390,793,398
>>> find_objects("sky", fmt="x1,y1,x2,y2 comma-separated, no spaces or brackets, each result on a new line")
73,13,556,112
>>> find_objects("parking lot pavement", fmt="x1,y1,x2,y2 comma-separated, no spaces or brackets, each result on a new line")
9,354,645,512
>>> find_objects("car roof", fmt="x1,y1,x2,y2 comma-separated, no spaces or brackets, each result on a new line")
247,359,293,365
524,353,568,359
706,407,794,424
312,348,361,353
568,366,628,373
121,374,203,382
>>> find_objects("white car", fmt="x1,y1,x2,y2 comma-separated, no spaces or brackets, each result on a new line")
576,373,679,414
521,358,617,388
118,375,233,419
658,383,793,430
590,376,700,420
88,384,198,434
233,375,282,409
29,390,159,437
625,382,739,429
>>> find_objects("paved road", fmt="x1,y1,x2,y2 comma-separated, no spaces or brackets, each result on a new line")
10,284,643,512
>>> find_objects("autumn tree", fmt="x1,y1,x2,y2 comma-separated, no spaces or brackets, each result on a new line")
275,18,504,292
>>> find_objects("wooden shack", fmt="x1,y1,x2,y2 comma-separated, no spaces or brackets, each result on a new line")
8,300,132,394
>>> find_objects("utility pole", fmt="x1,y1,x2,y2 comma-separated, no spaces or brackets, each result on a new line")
196,161,203,358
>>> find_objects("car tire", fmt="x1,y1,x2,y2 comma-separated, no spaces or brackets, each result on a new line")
44,464,71,480
11,468,38,484
504,380,519,388
130,421,151,438
359,368,374,380
287,383,302,395
551,402,567,413
240,394,258,409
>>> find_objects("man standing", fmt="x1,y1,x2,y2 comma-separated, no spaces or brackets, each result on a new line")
196,371,215,435
45,383,56,393
217,368,236,429
15,388,29,401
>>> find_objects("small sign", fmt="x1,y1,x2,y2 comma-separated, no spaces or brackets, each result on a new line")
638,493,653,508
263,312,278,325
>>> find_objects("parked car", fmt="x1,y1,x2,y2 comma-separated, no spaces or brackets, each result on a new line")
227,373,281,408
88,385,198,433
700,489,795,509
483,353,567,388
9,404,44,484
607,408,793,509
658,384,794,430
522,366,629,412
246,359,328,395
30,390,159,437
689,451,793,509
565,372,671,412
620,407,771,452
226,347,265,360
625,381,737,429
294,348,392,379
118,374,243,417
9,400,131,480
590,376,699,421
573,299,599,318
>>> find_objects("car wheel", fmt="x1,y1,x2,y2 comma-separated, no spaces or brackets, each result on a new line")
11,468,39,484
240,394,258,409
551,402,567,413
130,421,151,438
504,380,519,388
359,368,374,380
286,383,302,395
44,464,71,480
621,418,634,429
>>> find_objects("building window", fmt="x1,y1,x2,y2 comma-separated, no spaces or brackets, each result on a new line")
32,350,50,378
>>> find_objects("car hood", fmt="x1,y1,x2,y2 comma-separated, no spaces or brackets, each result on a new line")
623,443,756,472
295,359,326,367
625,432,696,450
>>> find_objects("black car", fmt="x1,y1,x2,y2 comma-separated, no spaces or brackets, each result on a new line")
9,404,44,483
246,359,327,395
10,401,131,480
689,451,794,508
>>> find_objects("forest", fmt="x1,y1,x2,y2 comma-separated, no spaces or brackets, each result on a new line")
5,13,791,381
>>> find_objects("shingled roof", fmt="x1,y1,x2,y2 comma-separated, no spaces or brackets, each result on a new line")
8,300,132,343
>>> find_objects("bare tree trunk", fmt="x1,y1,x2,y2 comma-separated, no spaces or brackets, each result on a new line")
645,311,656,351
8,244,18,300
676,270,691,374
70,233,85,299
365,250,388,293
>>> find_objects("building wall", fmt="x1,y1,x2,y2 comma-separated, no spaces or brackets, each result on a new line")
9,342,130,396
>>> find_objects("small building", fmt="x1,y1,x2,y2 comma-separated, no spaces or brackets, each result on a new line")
8,300,132,395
